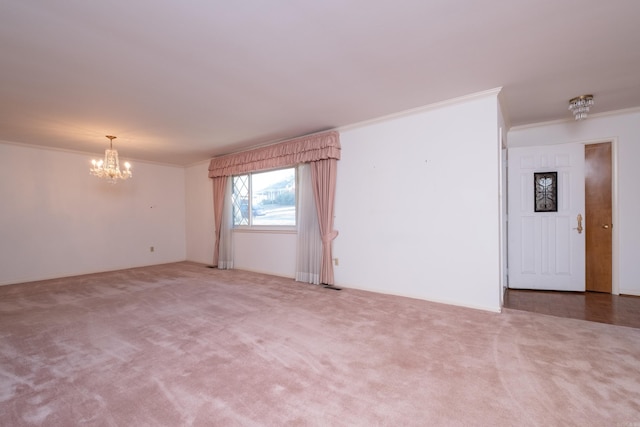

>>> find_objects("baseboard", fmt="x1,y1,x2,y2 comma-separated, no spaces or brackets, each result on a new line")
339,283,502,313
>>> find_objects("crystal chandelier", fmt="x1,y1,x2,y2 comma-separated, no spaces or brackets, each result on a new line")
568,94,594,120
90,135,132,183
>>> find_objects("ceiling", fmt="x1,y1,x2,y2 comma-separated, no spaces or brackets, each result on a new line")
2,1,640,166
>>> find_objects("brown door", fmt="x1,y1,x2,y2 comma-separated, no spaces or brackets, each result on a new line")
585,142,612,293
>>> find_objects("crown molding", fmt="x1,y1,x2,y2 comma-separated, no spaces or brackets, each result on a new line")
338,87,503,132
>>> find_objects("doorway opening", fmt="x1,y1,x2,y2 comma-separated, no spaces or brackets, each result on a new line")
504,139,620,325
505,139,617,295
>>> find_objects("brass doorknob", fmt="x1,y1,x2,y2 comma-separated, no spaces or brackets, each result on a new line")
602,224,610,229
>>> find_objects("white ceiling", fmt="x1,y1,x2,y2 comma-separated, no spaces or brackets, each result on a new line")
2,1,640,165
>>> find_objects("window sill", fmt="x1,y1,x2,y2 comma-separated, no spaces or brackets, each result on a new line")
232,227,297,235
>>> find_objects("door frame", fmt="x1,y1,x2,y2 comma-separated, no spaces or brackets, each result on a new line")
610,137,620,295
503,136,620,295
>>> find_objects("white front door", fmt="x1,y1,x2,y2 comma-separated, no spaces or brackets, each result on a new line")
507,143,585,291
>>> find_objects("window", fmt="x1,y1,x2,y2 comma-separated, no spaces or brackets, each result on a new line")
232,167,296,227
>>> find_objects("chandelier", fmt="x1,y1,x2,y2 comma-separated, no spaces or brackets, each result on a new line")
90,135,132,183
568,94,594,120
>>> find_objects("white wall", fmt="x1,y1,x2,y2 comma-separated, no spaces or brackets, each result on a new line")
184,92,504,311
232,230,297,277
0,142,186,285
498,101,508,306
185,160,215,265
333,93,503,311
508,109,640,296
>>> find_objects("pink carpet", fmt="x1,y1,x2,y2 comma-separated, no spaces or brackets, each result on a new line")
1,262,639,426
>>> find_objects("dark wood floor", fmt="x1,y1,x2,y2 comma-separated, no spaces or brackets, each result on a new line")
504,289,640,329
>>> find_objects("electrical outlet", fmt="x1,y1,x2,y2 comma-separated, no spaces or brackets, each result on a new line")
333,258,339,266
150,246,155,252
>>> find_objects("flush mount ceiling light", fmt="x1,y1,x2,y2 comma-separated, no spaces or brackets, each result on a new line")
90,135,132,183
568,94,594,120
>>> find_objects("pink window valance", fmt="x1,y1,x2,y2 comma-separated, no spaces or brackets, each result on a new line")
208,131,340,178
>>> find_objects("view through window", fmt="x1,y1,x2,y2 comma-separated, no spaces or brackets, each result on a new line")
232,167,296,227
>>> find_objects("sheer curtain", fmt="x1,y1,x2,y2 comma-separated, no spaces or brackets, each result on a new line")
217,178,234,269
295,163,322,284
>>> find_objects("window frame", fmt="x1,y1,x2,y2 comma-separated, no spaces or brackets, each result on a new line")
231,166,297,231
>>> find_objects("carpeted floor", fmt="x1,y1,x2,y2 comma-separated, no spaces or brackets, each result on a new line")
1,262,639,426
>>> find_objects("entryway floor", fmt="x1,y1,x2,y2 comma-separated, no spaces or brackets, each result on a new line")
504,289,640,329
